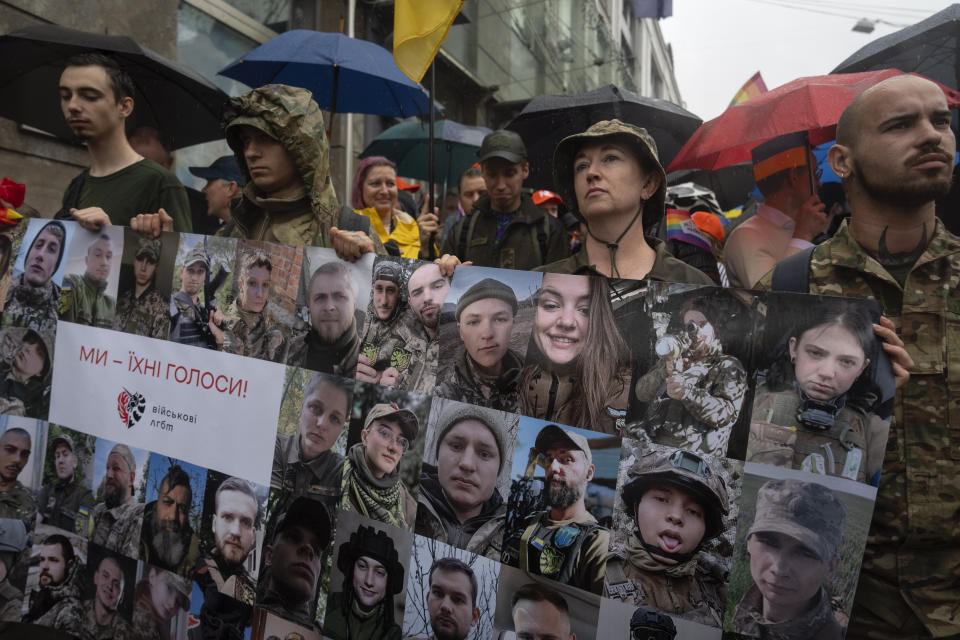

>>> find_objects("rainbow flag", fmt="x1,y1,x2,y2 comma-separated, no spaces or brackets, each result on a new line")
730,71,768,105
666,209,713,252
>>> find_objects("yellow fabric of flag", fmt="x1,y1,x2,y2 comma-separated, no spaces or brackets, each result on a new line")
394,0,464,82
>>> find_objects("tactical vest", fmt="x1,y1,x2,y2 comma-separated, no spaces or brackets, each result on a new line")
503,513,601,585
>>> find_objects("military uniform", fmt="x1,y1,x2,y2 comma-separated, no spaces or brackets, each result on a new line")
80,598,134,640
414,473,506,561
2,273,59,333
733,584,844,640
169,291,209,348
112,285,169,339
502,510,609,595
0,579,22,621
747,383,887,483
130,598,165,640
0,481,37,522
271,433,344,510
757,219,960,638
435,349,523,412
359,310,412,378
522,357,631,434
37,479,94,533
323,591,402,640
390,316,438,394
23,563,85,630
221,299,286,362
286,319,359,377
194,553,256,605
258,587,318,632
440,194,569,270
633,352,746,456
88,497,145,558
59,272,115,328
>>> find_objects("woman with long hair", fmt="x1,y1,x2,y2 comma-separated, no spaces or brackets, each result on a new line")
747,301,888,484
520,272,631,433
351,157,423,259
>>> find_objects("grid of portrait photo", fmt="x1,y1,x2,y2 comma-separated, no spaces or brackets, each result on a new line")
0,218,896,640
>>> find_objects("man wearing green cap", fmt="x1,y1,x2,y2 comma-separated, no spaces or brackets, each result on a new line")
502,424,609,595
169,244,224,349
88,443,145,559
732,478,847,639
415,402,510,560
435,278,523,411
439,129,568,271
37,433,94,532
59,232,116,328
113,236,170,339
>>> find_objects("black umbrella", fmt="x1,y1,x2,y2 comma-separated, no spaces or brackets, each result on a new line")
0,25,229,149
833,5,960,90
505,84,702,190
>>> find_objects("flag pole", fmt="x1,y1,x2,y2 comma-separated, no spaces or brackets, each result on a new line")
427,60,437,258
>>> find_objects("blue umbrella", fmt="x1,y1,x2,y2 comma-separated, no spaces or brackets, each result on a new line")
219,30,433,118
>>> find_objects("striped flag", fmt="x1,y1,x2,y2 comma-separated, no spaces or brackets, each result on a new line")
730,71,768,105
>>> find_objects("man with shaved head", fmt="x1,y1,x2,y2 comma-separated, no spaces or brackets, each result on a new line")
758,73,960,640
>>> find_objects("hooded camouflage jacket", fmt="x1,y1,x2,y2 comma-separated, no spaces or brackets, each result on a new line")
733,584,844,640
221,84,384,253
23,559,85,629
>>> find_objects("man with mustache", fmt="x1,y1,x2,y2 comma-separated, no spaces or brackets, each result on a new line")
37,433,94,532
419,557,480,640
287,260,360,378
0,428,36,522
3,221,66,333
435,278,523,411
130,566,191,640
81,554,133,640
604,449,729,627
59,232,117,328
194,476,259,605
22,534,85,629
112,237,170,339
88,443,144,558
757,74,960,639
257,497,330,631
501,425,608,595
140,464,198,575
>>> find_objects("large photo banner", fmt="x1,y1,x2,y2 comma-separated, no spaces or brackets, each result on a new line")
0,218,894,640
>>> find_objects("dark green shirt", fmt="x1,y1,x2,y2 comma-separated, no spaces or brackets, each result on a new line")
72,159,191,232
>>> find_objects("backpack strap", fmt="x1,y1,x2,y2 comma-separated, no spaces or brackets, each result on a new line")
532,215,549,266
458,211,480,261
770,245,816,292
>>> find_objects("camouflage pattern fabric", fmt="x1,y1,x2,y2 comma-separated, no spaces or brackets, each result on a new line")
733,584,844,640
37,479,94,533
2,274,59,333
257,587,317,632
80,598,133,640
88,498,145,559
130,598,165,640
112,286,170,340
285,320,359,378
391,317,439,394
435,349,522,412
757,218,960,637
59,272,115,329
0,579,22,621
0,481,36,522
23,560,85,630
194,554,256,605
221,300,286,362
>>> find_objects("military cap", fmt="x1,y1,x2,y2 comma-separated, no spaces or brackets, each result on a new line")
364,403,419,441
455,278,518,322
273,496,332,551
0,518,27,554
535,424,592,466
553,119,667,229
135,238,161,262
477,130,527,164
748,478,846,563
434,402,510,473
182,244,210,270
336,525,404,595
189,155,243,186
373,260,403,287
622,448,729,540
108,443,136,474
50,433,75,453
751,131,810,182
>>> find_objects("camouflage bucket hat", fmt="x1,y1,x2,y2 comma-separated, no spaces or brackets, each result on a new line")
622,448,729,540
748,479,847,563
553,119,667,230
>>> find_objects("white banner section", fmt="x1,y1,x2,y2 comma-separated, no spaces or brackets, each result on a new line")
49,322,282,486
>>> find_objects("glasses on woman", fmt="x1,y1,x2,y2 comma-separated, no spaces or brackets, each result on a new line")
373,426,409,453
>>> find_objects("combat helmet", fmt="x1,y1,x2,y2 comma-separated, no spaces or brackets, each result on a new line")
622,448,729,544
630,605,677,640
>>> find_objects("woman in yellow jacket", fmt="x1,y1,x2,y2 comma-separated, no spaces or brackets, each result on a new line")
351,156,424,259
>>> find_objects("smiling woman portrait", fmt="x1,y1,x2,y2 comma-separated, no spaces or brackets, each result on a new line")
352,156,422,259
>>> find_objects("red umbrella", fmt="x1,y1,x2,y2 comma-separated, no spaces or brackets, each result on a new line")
667,69,960,172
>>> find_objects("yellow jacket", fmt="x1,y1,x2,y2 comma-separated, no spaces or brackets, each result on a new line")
357,207,421,259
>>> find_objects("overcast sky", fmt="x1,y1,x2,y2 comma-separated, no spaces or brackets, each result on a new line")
659,1,950,120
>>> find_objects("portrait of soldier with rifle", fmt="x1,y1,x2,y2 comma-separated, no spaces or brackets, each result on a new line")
169,236,232,350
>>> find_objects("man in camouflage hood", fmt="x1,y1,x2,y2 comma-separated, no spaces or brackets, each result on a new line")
3,220,65,333
113,236,170,339
22,533,85,629
220,84,383,258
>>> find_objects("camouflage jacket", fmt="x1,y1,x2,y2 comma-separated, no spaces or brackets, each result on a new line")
169,291,209,348
59,272,115,329
748,384,887,484
757,219,960,636
258,586,318,632
359,309,412,374
130,598,164,640
521,360,631,435
286,319,359,378
37,478,94,533
23,562,85,630
415,473,506,561
112,285,170,340
221,300,286,362
733,584,844,640
633,352,747,456
271,433,344,510
2,273,59,333
324,591,402,640
89,497,145,559
434,348,523,412
0,579,22,622
194,553,256,605
0,481,37,522
80,598,134,640
391,317,438,394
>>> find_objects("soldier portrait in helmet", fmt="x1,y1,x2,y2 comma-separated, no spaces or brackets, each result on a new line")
631,283,755,458
726,464,876,639
57,225,123,329
112,228,176,340
605,439,741,628
595,598,723,640
746,294,891,486
2,218,75,333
